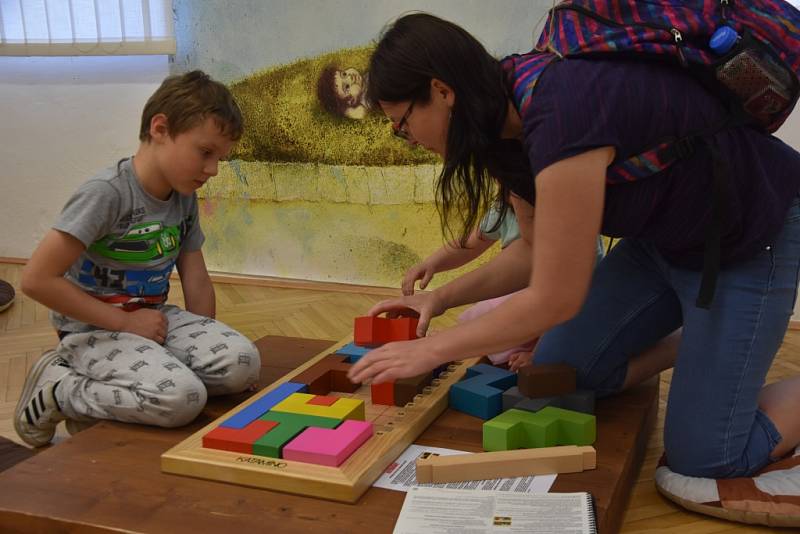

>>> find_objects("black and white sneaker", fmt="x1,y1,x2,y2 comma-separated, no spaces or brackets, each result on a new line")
14,350,70,447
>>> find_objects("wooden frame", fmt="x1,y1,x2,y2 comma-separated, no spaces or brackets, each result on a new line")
162,338,478,502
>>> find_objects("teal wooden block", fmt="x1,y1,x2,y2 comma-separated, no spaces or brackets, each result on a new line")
449,363,517,419
482,407,596,451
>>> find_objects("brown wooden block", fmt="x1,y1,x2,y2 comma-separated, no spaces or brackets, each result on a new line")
330,367,359,394
394,372,433,406
517,363,576,398
290,354,358,395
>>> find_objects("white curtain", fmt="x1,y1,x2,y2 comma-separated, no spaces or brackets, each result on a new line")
0,0,174,56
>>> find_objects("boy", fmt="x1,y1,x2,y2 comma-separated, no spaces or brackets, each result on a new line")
17,70,261,448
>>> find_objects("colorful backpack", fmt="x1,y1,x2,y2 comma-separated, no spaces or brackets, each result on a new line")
503,0,800,307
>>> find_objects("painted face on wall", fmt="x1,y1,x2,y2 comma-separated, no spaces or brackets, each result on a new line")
334,68,364,106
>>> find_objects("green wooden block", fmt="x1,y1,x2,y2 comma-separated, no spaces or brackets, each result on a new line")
253,411,341,458
482,407,596,451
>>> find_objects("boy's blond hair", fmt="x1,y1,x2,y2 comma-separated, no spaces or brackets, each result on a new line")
139,70,243,142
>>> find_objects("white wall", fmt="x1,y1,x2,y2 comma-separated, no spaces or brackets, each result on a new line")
171,0,552,83
0,55,169,258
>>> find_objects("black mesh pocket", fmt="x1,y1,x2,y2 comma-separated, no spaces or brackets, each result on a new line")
714,31,798,129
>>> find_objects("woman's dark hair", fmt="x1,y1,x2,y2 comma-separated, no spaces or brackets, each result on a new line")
367,13,510,245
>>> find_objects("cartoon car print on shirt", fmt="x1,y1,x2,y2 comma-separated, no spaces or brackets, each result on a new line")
78,258,174,296
89,222,181,263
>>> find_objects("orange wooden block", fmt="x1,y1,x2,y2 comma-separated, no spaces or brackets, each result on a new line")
371,381,395,405
307,395,339,406
202,419,278,454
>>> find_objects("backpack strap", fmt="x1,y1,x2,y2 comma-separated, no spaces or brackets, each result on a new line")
607,120,734,309
694,133,730,309
605,137,697,184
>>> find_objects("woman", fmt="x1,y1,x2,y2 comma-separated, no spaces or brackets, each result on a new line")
346,13,800,479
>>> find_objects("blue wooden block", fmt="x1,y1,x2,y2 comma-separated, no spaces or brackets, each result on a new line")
449,364,517,419
335,342,372,363
220,381,307,429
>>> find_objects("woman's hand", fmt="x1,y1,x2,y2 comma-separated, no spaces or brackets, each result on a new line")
368,291,447,338
347,337,444,384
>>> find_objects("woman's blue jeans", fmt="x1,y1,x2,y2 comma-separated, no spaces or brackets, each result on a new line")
534,197,800,478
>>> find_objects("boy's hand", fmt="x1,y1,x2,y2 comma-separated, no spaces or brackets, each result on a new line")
508,350,534,372
402,262,435,296
121,308,168,344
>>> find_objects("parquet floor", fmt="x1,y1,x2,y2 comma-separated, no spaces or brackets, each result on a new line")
0,262,796,533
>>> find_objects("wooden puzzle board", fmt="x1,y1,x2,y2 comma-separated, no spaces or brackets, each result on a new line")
161,339,480,502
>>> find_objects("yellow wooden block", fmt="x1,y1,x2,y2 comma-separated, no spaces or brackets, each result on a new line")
270,393,365,421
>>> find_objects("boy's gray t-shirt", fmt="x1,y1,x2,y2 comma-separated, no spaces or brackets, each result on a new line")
52,157,204,333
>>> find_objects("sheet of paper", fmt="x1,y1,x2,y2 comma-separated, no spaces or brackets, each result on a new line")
392,487,594,534
373,444,556,494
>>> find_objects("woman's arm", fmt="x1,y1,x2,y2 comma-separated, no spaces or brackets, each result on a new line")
431,146,612,358
348,146,613,384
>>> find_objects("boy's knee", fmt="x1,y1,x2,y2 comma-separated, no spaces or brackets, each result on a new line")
154,375,208,427
215,339,261,394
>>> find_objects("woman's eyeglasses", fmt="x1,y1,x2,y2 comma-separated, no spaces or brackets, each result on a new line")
392,101,415,140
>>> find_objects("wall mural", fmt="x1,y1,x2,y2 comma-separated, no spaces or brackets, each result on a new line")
173,1,546,287
198,44,496,288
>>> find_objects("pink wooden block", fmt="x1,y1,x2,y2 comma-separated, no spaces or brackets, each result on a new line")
282,420,373,467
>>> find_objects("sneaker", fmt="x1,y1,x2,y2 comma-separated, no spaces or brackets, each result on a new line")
0,279,14,313
14,350,70,447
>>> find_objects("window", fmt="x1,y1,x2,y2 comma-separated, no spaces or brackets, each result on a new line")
0,0,174,56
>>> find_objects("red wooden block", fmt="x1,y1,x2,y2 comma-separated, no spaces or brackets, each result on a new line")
354,316,388,347
371,381,395,406
307,395,339,406
202,419,278,454
354,316,419,347
388,317,418,342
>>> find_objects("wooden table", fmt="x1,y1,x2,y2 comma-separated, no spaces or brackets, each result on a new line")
0,336,658,533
